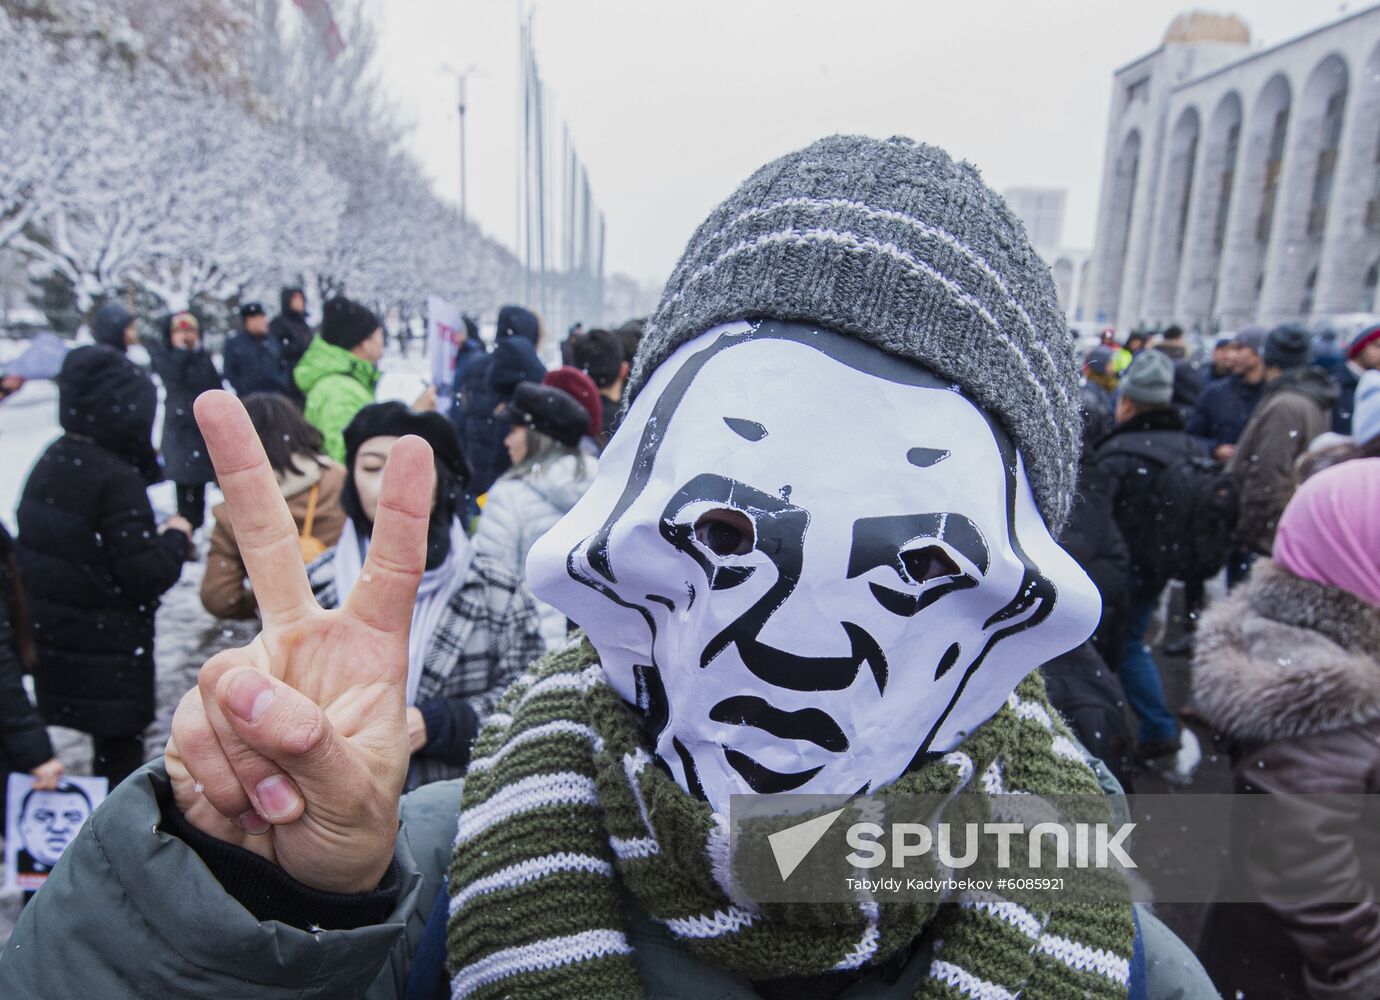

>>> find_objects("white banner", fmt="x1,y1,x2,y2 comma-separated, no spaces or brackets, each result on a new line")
426,295,466,408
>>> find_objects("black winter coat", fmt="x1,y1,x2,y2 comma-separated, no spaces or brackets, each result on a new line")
270,288,313,371
1060,456,1131,669
222,330,293,399
17,347,187,736
150,341,221,485
1090,408,1205,586
1333,363,1360,436
1040,641,1135,791
0,526,53,780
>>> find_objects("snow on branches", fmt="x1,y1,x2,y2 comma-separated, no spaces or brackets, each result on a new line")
4,0,519,324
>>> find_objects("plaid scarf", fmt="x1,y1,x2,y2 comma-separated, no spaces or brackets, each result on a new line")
446,639,1134,998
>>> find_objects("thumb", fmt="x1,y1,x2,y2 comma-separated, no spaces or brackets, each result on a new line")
216,668,359,798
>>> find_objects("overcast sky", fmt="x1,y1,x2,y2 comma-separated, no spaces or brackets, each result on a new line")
370,0,1342,286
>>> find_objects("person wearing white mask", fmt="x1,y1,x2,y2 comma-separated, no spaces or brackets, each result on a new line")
306,401,544,789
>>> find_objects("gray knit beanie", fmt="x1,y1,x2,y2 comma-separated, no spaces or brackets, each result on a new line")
629,134,1080,532
1119,350,1175,406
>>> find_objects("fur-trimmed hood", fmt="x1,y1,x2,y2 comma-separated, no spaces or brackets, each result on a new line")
1193,561,1380,742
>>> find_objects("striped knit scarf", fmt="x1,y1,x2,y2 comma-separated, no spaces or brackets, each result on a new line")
447,638,1134,999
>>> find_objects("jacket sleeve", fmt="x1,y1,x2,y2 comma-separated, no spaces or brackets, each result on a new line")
200,517,256,620
99,468,188,601
1236,730,1380,1000
468,482,524,579
1231,399,1304,554
0,763,451,1000
222,339,243,394
1184,390,1216,448
0,600,53,772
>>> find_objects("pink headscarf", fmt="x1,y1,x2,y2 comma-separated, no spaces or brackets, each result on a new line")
1273,458,1380,607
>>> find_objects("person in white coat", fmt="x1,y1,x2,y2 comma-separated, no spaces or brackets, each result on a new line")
471,381,596,647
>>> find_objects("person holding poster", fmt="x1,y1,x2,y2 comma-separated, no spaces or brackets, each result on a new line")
0,136,1212,1000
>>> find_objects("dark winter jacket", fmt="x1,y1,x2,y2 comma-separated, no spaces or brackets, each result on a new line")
1040,640,1135,791
150,336,222,485
91,303,133,352
463,336,547,497
1333,363,1362,436
16,347,187,736
270,287,313,371
1194,562,1380,1000
1090,407,1206,586
1226,367,1338,555
222,328,293,399
1062,414,1131,668
445,336,489,441
0,525,53,782
1185,374,1263,452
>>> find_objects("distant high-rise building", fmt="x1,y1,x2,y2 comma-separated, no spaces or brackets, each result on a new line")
1084,7,1380,335
1003,187,1068,255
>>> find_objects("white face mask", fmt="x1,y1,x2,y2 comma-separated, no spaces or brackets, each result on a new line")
528,321,1099,815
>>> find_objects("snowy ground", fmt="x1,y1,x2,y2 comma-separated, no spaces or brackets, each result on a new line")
0,348,429,937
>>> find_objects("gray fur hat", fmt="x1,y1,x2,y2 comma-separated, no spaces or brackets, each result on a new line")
629,134,1080,531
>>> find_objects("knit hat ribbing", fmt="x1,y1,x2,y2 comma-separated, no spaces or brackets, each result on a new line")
628,134,1081,531
1349,321,1380,361
1264,324,1311,371
321,295,380,351
1119,349,1175,406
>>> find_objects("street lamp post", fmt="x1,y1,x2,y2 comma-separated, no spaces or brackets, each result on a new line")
442,63,478,224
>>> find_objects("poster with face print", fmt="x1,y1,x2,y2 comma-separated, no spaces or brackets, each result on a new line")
527,320,1100,816
5,773,107,891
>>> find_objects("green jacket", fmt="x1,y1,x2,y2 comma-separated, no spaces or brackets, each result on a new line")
0,761,1217,999
294,336,381,463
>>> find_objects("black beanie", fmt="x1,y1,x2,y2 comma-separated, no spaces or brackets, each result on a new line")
496,304,540,345
508,382,589,448
1264,324,1311,371
340,402,471,570
342,401,470,486
321,296,381,351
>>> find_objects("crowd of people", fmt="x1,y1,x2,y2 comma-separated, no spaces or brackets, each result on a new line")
2,290,635,790
0,133,1376,1000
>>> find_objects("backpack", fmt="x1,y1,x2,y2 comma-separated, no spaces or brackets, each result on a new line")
1107,442,1240,582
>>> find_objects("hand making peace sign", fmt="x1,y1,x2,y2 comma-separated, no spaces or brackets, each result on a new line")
164,391,434,894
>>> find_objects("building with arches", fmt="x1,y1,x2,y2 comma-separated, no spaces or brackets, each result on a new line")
1084,7,1380,336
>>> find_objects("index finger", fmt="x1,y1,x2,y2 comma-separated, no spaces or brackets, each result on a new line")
195,391,316,625
342,435,435,638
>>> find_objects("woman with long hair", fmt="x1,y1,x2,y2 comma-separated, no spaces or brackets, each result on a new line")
200,394,347,619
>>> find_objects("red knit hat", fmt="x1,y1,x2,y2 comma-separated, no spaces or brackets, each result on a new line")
542,365,602,440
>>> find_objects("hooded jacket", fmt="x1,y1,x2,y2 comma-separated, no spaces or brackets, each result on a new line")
1194,562,1380,1000
471,451,597,648
150,318,222,485
91,303,133,352
269,287,313,370
461,333,547,497
1226,367,1338,555
293,337,381,463
15,347,187,736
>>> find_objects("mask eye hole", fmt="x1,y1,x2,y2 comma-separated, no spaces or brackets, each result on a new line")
900,545,960,585
693,508,755,557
